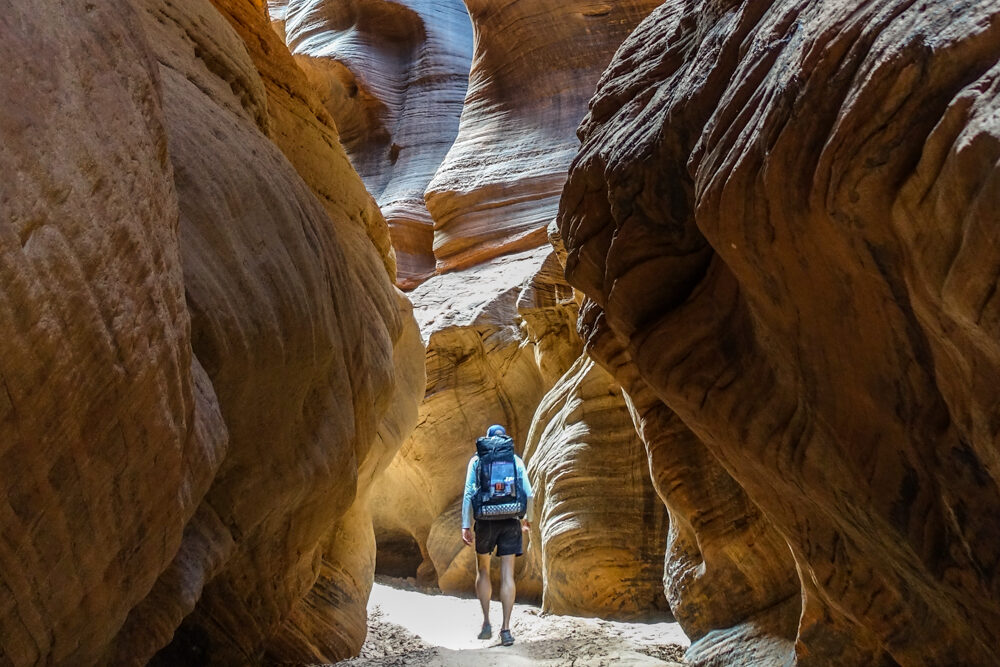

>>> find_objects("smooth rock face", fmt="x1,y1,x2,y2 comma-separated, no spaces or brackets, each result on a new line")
523,355,670,620
425,0,662,274
0,0,421,664
276,0,473,287
369,247,580,594
559,1,1000,664
221,0,397,280
266,291,425,662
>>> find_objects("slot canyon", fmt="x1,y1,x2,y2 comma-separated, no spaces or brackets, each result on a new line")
1,0,998,665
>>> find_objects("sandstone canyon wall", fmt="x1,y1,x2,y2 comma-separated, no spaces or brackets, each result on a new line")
275,0,474,287
275,0,663,285
523,354,671,620
425,0,665,274
318,0,673,610
368,246,579,599
0,1,422,665
559,1,1000,664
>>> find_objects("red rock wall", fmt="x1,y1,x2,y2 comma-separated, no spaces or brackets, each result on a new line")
425,0,663,274
523,354,671,620
559,1,1000,664
274,0,661,286
0,3,224,663
0,0,422,664
275,0,473,287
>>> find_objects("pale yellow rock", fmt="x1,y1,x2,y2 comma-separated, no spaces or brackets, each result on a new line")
523,355,670,620
370,246,580,594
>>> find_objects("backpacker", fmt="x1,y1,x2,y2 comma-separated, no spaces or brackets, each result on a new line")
472,434,527,521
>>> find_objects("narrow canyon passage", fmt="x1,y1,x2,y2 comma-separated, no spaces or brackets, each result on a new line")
2,0,999,666
336,578,688,666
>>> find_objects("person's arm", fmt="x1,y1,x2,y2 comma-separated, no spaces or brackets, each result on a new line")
461,457,478,530
516,456,534,524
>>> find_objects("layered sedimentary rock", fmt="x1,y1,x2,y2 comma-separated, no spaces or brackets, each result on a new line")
523,355,670,619
216,0,396,279
559,1,1000,664
0,4,224,664
275,0,661,283
275,0,473,286
425,0,662,274
1,0,421,664
264,290,425,662
586,310,802,665
369,247,579,595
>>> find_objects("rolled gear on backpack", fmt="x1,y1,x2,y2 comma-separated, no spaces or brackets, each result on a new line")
472,434,527,521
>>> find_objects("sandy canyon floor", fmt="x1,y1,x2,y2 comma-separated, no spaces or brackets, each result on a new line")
334,578,688,666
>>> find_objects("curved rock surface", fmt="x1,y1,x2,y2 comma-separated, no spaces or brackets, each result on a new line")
523,354,670,620
559,1,1000,664
0,4,223,664
425,0,662,274
585,309,802,665
1,0,421,664
275,0,473,287
369,246,579,595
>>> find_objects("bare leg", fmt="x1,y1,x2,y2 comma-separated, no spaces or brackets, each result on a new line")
500,554,516,631
476,552,492,627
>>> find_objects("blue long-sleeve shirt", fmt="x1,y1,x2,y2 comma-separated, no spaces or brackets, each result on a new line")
462,454,533,528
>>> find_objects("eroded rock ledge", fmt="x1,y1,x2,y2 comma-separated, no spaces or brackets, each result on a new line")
559,1,1000,664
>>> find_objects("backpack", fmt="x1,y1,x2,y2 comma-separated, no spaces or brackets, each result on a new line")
472,435,527,521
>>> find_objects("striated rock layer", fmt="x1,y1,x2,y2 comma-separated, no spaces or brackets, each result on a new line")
0,0,422,664
559,0,1000,664
275,0,473,287
0,3,224,664
425,0,662,274
369,246,579,596
523,354,670,620
586,309,802,665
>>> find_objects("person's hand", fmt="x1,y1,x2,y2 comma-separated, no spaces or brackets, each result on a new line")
521,520,531,533
462,527,473,546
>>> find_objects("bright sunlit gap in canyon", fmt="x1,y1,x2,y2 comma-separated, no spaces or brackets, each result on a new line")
2,0,999,665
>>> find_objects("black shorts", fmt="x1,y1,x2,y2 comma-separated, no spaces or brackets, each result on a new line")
474,518,523,556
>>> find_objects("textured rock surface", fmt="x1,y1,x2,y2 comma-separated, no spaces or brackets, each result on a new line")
265,292,425,662
275,0,473,287
425,0,662,274
369,246,579,595
216,0,397,280
0,0,421,664
0,4,223,664
586,312,801,665
559,1,1000,664
523,354,670,620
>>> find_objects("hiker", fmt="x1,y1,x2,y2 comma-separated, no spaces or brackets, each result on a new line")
461,424,533,647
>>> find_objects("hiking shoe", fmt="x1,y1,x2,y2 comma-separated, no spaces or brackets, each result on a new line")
500,629,514,646
477,623,492,640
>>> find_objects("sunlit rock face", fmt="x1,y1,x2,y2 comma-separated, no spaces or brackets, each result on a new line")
274,0,473,287
273,0,660,285
0,0,421,664
523,354,671,620
559,1,1000,664
425,0,663,274
369,247,579,596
